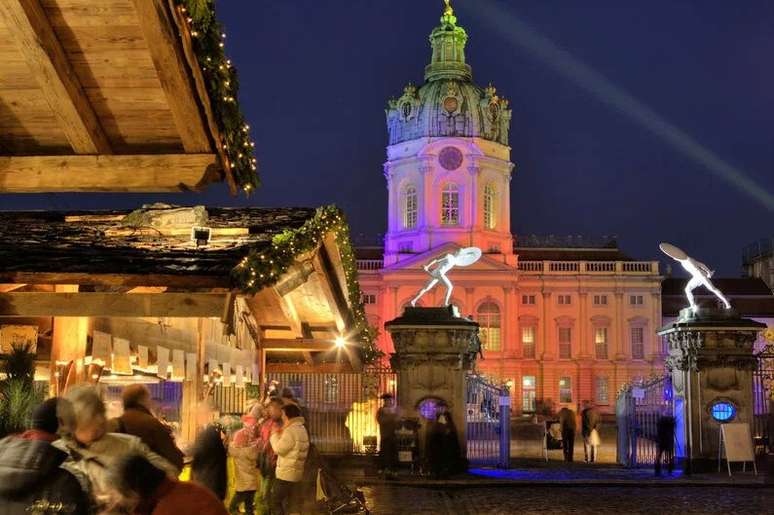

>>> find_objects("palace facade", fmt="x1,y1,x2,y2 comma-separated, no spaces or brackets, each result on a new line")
356,4,664,415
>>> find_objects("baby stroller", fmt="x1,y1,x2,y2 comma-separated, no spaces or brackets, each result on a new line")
309,445,369,514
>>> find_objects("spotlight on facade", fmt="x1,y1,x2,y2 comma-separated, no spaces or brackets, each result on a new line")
334,336,347,349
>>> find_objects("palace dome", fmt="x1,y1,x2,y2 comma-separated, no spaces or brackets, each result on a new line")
385,2,512,147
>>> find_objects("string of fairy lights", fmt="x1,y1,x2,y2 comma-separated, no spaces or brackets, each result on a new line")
232,206,383,364
174,0,259,192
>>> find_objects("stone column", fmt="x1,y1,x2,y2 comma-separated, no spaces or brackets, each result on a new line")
658,308,764,472
385,306,480,461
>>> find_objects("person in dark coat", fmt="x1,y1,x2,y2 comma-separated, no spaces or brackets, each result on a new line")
581,401,601,463
426,402,463,478
375,393,399,478
112,454,227,515
558,406,577,462
0,398,91,515
655,412,676,476
191,425,228,501
108,384,184,473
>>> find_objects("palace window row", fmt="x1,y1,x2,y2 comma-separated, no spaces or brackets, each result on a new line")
517,375,611,413
515,325,648,359
516,293,648,307
399,182,498,229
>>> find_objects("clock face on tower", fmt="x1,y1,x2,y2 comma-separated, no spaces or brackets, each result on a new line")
438,146,463,170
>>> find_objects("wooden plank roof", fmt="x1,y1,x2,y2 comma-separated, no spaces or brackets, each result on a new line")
0,207,315,284
0,0,256,192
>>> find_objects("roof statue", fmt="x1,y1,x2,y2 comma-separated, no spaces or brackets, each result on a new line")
384,0,512,146
411,247,482,307
659,243,731,313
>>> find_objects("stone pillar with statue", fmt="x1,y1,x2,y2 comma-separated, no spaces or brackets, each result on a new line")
386,247,483,470
658,243,766,472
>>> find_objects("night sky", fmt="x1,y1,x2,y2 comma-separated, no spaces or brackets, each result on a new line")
2,0,773,276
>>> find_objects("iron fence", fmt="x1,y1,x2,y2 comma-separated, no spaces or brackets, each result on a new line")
616,375,673,467
212,384,248,416
465,374,510,468
754,343,773,452
267,368,397,454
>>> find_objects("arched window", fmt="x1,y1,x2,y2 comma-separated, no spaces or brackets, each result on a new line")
401,185,418,229
441,183,459,225
477,302,501,352
483,184,496,229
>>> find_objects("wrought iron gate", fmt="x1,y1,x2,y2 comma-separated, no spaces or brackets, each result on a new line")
616,375,673,467
754,343,773,452
267,368,396,454
465,374,510,468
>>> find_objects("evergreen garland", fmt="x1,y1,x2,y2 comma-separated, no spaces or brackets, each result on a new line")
231,206,383,364
174,0,259,193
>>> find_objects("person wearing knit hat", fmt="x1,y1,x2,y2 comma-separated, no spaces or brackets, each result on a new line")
30,397,60,436
0,397,91,513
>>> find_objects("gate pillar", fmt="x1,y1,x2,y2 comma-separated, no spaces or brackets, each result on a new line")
385,306,480,464
658,307,764,472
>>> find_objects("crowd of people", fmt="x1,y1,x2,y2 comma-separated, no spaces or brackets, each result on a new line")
0,385,311,515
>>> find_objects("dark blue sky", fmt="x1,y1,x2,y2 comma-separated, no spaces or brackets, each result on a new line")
2,1,773,276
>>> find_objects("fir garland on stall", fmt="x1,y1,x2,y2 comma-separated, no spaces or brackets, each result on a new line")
173,0,259,193
231,206,383,364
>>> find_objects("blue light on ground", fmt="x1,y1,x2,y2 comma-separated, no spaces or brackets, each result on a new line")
469,467,684,481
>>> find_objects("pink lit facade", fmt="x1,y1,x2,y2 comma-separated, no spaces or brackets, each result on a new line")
356,6,664,415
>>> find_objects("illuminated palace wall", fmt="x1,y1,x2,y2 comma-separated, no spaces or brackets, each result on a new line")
356,4,664,415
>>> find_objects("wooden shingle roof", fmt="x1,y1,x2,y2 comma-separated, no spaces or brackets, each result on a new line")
0,206,315,287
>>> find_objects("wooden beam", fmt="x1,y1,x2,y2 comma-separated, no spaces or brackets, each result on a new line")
0,272,229,289
0,284,26,292
0,154,220,192
274,261,315,297
168,0,237,194
261,339,334,352
272,287,304,338
266,362,353,374
0,292,228,317
132,0,211,153
312,254,348,334
0,0,111,154
127,287,168,294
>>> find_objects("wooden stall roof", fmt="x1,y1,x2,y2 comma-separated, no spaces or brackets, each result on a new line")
0,205,363,368
0,206,315,287
0,0,255,192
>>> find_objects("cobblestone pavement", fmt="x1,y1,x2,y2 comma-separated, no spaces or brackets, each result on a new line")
360,485,773,514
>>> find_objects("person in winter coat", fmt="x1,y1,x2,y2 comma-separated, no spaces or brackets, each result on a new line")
558,406,577,462
108,384,184,473
112,453,227,515
228,415,260,515
280,388,309,425
0,397,91,515
655,412,676,476
269,403,309,515
375,393,399,478
191,425,228,501
425,402,463,479
256,398,283,514
54,386,178,513
581,401,601,463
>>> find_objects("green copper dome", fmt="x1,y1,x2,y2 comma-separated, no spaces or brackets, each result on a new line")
385,1,512,146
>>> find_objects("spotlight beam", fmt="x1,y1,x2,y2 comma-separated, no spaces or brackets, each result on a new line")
470,2,774,211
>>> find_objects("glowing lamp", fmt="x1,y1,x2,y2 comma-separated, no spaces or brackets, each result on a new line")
334,336,347,349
